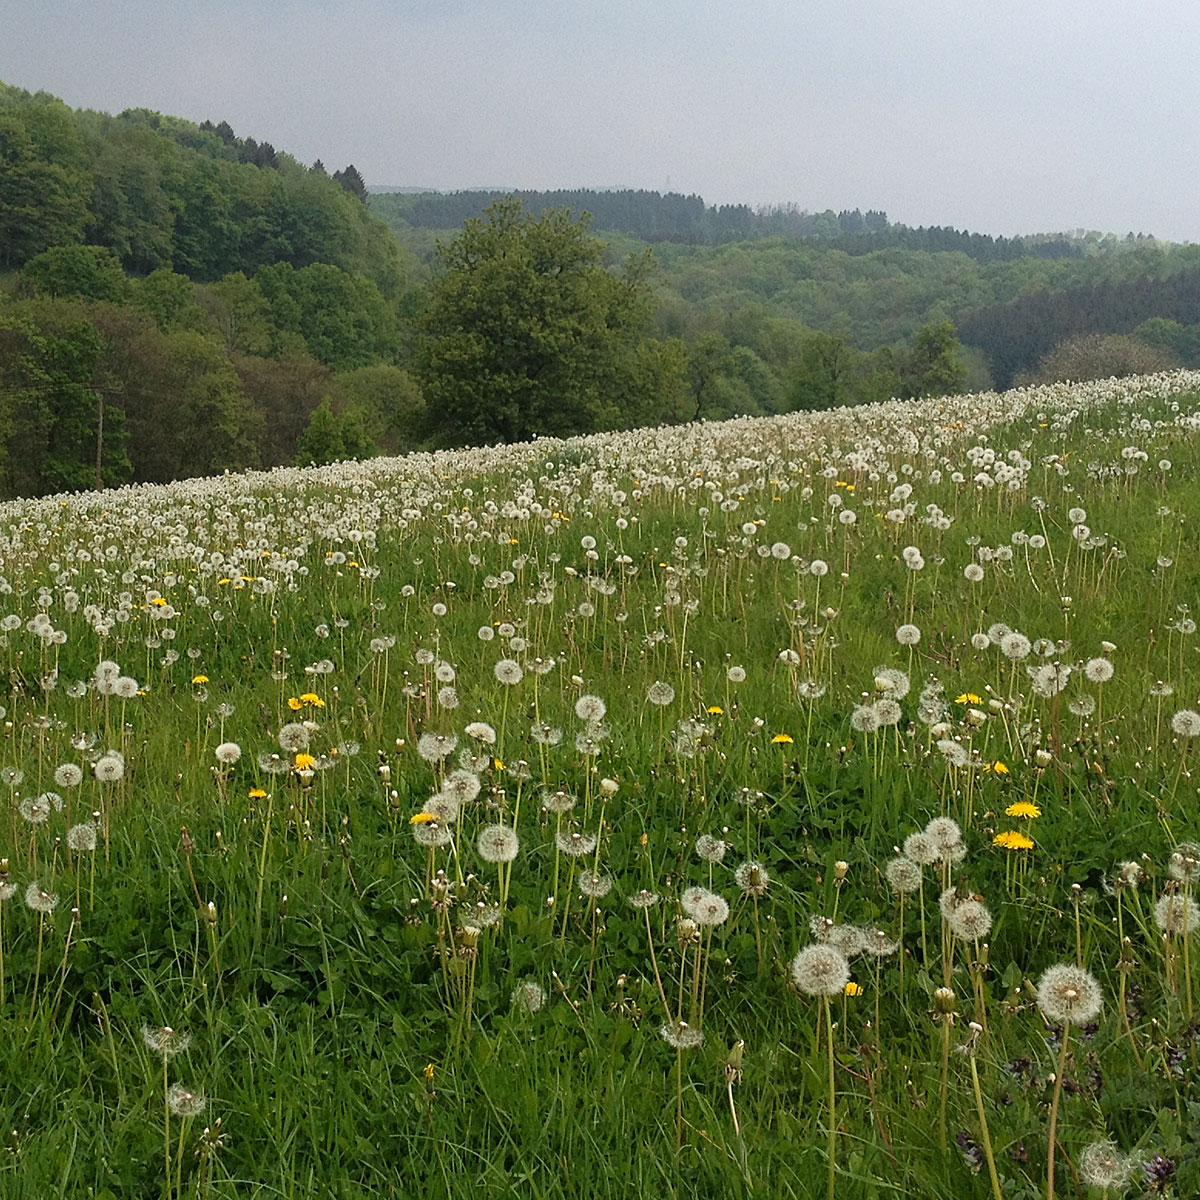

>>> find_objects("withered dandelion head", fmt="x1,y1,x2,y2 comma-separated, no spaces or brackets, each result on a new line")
141,1024,191,1060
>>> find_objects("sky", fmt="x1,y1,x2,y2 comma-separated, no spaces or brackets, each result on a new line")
3,0,1200,240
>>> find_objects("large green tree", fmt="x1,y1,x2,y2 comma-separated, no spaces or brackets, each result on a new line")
415,198,678,445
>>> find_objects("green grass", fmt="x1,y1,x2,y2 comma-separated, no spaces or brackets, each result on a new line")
0,372,1198,1197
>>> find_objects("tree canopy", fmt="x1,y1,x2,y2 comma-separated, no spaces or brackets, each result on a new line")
415,199,680,445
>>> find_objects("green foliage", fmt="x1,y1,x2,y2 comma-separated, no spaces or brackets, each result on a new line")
294,397,374,465
0,299,131,494
335,363,426,453
20,244,129,303
897,320,969,399
131,268,205,332
789,331,858,411
256,262,399,371
0,106,89,268
232,350,336,468
0,80,409,292
416,199,682,445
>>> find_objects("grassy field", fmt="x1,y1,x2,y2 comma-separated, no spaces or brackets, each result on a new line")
1,371,1199,1198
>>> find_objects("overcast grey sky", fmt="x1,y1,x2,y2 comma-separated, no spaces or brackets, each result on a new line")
3,0,1199,239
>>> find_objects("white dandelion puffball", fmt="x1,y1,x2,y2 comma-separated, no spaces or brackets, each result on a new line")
790,944,851,996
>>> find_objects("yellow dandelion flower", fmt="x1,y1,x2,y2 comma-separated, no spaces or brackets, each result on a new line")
993,830,1035,851
299,693,324,708
294,753,316,770
287,697,303,711
955,692,983,704
423,1062,436,1083
409,812,435,825
771,733,794,745
248,787,267,799
191,674,209,685
151,596,168,607
707,705,725,715
844,981,864,996
492,757,504,771
1005,800,1041,819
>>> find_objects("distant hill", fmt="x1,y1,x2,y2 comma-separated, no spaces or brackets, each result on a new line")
0,79,405,295
369,187,1089,264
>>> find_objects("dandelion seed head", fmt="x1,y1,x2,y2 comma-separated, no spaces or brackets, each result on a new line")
493,658,523,686
141,1024,191,1060
574,694,607,722
477,823,520,863
1171,709,1200,738
167,1083,206,1118
53,763,83,789
555,830,596,857
947,899,993,941
1155,892,1200,935
66,821,99,852
734,860,770,897
660,1020,704,1049
790,944,851,996
1036,963,1103,1025
416,732,458,762
511,980,546,1014
694,833,727,864
886,855,923,893
1078,1140,1131,1191
214,742,241,765
925,817,963,851
93,756,124,783
24,881,58,913
577,871,612,899
277,723,310,752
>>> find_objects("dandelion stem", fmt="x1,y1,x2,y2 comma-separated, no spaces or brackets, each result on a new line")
968,1043,1004,1200
1046,1025,1070,1200
823,993,837,1200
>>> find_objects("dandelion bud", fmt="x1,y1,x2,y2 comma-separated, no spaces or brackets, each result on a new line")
1034,748,1053,767
833,860,849,881
378,764,391,782
933,986,958,1016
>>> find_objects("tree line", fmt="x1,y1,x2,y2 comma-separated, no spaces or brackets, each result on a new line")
372,188,1089,262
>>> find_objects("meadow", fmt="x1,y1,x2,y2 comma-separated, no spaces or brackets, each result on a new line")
1,371,1199,1198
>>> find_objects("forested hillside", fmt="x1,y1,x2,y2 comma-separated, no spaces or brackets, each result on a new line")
371,188,1087,261
4,81,1200,500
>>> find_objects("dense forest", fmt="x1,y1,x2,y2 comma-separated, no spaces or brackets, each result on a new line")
3,80,1200,499
371,188,1089,262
